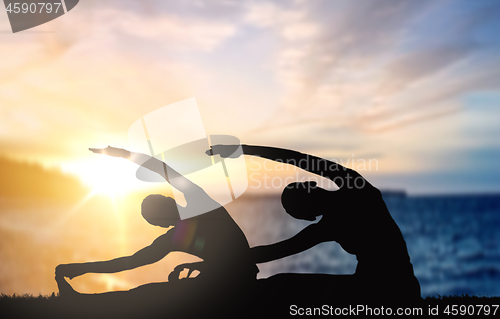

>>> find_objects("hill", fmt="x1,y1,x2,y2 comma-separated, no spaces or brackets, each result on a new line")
0,156,88,205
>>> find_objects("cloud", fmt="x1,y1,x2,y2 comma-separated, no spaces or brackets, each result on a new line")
244,2,305,28
1,0,500,192
86,8,237,52
0,0,244,164
244,0,500,135
379,45,474,95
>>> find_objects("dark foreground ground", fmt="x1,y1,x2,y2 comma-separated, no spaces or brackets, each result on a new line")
1,293,499,318
0,274,498,318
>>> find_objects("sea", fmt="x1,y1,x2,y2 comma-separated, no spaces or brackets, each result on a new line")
227,193,500,298
0,192,498,297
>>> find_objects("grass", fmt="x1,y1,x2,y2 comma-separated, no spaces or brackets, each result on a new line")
0,293,171,319
1,293,499,318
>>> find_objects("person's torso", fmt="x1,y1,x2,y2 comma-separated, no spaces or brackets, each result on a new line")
172,207,258,278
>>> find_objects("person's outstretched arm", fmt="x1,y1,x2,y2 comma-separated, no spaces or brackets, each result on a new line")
250,222,331,263
56,232,175,279
90,146,207,198
208,144,363,183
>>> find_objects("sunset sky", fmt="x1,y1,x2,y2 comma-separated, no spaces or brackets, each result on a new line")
1,0,500,298
1,0,500,194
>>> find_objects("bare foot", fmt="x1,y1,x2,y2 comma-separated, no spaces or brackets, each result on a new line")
55,275,79,298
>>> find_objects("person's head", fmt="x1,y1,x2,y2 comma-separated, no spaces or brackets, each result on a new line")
281,181,327,221
141,194,180,227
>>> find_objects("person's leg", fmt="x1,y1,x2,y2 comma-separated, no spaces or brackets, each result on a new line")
55,274,79,298
354,258,421,301
55,274,259,317
257,273,358,304
56,275,177,299
55,275,184,318
55,275,225,311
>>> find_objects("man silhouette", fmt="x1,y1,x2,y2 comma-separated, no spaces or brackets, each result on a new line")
208,144,420,302
55,146,257,311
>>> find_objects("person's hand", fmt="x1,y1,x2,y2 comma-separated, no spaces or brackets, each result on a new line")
89,146,131,158
205,145,241,159
168,262,205,282
55,263,87,279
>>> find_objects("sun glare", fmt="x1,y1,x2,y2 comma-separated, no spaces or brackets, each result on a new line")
62,157,148,197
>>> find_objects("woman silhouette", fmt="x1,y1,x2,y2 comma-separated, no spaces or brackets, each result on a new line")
55,146,257,307
209,144,420,302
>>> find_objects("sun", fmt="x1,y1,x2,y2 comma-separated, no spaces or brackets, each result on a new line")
62,157,147,197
